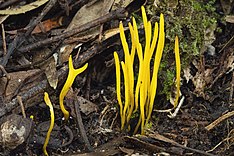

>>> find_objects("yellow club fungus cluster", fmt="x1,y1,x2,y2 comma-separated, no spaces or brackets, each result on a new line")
43,92,55,156
114,6,181,134
59,55,88,120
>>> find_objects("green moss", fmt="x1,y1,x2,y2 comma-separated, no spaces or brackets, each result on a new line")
148,0,218,61
129,0,219,101
145,0,219,99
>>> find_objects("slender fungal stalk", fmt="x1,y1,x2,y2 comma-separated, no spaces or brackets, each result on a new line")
43,92,55,156
113,52,124,128
174,36,180,107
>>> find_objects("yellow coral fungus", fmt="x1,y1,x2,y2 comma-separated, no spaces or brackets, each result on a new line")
59,55,88,120
114,52,123,128
174,36,180,107
146,13,165,127
114,6,181,134
43,92,55,156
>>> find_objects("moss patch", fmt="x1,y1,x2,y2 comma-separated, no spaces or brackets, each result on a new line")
132,0,219,100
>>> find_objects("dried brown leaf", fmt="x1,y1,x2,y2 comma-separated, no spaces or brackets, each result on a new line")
0,69,40,100
225,15,234,23
0,0,49,15
41,55,58,89
78,96,98,116
32,48,58,89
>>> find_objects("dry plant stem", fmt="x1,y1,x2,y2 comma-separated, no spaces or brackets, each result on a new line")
0,35,20,67
110,111,118,129
218,35,234,53
16,96,26,118
0,64,10,96
205,110,234,131
155,108,173,113
18,8,126,52
206,129,234,153
1,24,7,55
168,96,185,118
149,134,217,156
124,136,166,152
0,0,57,67
229,72,234,105
99,105,110,127
74,96,93,152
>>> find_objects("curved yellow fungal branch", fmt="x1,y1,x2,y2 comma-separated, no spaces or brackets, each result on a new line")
113,52,124,129
59,55,88,120
146,13,165,127
119,19,136,130
121,61,129,130
43,92,55,156
174,36,180,107
134,42,143,114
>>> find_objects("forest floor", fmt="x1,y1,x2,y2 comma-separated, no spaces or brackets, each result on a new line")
0,0,233,156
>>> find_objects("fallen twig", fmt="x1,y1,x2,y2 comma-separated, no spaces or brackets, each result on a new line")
74,96,93,152
168,96,185,118
205,110,234,131
206,129,234,152
229,72,234,105
1,24,6,55
149,133,217,156
16,96,26,118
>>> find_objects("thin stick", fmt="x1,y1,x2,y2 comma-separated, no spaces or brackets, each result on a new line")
168,96,185,118
0,65,10,97
229,72,234,106
17,96,26,118
74,96,93,151
1,24,7,55
205,110,234,131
